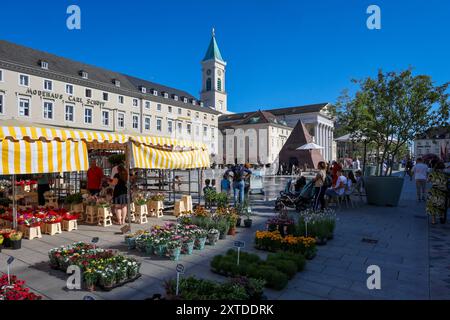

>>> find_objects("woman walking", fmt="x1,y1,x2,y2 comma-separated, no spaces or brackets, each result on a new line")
110,165,129,225
312,161,327,210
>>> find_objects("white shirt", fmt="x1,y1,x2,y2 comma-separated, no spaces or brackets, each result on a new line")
110,165,119,179
334,175,348,196
413,163,428,180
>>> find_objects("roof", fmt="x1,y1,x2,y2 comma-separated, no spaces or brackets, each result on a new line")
0,40,220,115
416,126,450,140
219,110,290,130
202,31,224,62
219,103,330,124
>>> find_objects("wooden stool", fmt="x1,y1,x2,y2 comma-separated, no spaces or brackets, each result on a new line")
44,222,62,235
62,219,78,232
85,205,97,224
174,200,186,217
23,225,42,240
148,200,164,218
181,195,193,212
97,207,112,227
71,203,84,213
135,205,148,224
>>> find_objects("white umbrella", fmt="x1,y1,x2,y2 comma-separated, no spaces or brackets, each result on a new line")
296,143,324,151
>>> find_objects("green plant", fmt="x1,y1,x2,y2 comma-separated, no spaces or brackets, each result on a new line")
108,154,126,166
267,252,306,272
10,231,23,241
264,259,297,279
65,193,83,204
217,219,230,235
215,192,228,208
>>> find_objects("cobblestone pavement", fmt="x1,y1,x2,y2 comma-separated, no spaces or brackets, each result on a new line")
0,174,448,300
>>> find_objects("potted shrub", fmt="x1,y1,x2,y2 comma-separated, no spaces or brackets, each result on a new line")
10,231,23,250
215,192,228,209
337,69,449,206
217,219,229,240
65,193,83,212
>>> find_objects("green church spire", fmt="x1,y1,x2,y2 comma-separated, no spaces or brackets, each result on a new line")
202,28,224,62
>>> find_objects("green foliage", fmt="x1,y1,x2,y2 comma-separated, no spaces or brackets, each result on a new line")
108,154,126,166
336,69,449,175
267,252,306,272
64,193,83,204
215,192,228,208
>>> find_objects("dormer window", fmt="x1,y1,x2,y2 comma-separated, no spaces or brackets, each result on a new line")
200,101,204,107
152,89,158,96
192,99,196,106
163,92,169,99
139,86,147,93
80,70,88,79
113,79,121,87
40,60,48,69
183,97,188,103
173,95,178,101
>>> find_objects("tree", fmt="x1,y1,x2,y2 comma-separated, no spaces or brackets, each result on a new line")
337,68,449,176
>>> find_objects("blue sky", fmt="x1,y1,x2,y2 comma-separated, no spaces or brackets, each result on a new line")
1,0,449,112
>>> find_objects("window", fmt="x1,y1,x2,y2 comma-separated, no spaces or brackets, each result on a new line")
192,100,196,106
80,71,88,79
156,119,162,131
66,84,74,95
103,92,108,101
195,112,199,119
0,69,4,81
183,97,188,103
173,95,178,101
144,117,151,130
203,114,207,120
0,93,4,114
132,115,139,129
177,122,182,134
217,78,222,91
168,106,172,113
44,79,53,91
157,104,161,111
200,101,204,107
145,101,150,109
140,86,146,93
43,101,53,119
40,61,48,69
84,107,93,124
118,96,124,104
19,74,29,87
164,92,168,98
113,79,120,87
195,126,199,136
187,111,191,117
203,126,208,137
212,115,215,121
211,127,215,138
133,99,139,107
18,98,30,116
187,123,192,134
102,110,110,126
117,112,125,128
153,90,158,96
168,120,173,133
85,89,92,98
65,104,74,122
178,108,182,115
206,78,211,91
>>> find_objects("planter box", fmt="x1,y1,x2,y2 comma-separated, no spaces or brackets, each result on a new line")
71,203,84,213
148,201,164,218
97,207,112,227
23,225,42,240
365,176,404,207
173,200,185,217
135,204,148,224
181,195,193,212
43,222,62,235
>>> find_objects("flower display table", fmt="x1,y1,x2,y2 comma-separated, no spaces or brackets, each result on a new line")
174,200,186,217
135,204,148,224
181,195,193,212
23,225,42,240
85,205,97,224
62,219,78,232
97,207,112,227
43,222,62,235
70,203,84,213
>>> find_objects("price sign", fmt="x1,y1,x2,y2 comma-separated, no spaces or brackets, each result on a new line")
176,264,185,274
234,241,245,248
175,264,185,296
7,256,14,265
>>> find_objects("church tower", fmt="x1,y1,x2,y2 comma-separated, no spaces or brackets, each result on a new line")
201,28,227,113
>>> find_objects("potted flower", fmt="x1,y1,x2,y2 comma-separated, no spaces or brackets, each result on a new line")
84,269,97,291
207,228,220,245
10,231,23,250
243,208,253,228
194,229,208,250
144,236,154,255
127,260,140,279
217,219,229,240
65,193,83,212
98,267,116,289
134,193,148,215
181,234,195,255
166,238,182,261
153,236,169,257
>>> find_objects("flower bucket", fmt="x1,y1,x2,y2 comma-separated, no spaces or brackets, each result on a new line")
182,241,194,255
194,237,207,250
126,237,136,250
11,239,22,250
128,269,138,279
208,233,219,246
168,246,182,261
154,244,167,257
145,244,154,256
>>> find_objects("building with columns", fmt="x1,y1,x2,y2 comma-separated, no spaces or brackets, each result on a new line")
218,103,336,167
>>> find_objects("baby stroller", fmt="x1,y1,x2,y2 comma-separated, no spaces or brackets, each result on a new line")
294,180,315,212
274,177,307,211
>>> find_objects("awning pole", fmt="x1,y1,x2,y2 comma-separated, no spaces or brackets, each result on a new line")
126,140,132,231
12,174,17,230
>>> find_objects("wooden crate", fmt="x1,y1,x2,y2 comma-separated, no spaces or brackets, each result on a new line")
62,219,77,232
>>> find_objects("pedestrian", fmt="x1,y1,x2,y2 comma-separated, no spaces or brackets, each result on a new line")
331,161,342,186
37,174,50,206
220,174,231,194
405,159,413,181
412,157,429,202
312,161,328,210
87,160,104,195
211,179,217,191
203,179,213,194
225,163,252,206
110,165,128,226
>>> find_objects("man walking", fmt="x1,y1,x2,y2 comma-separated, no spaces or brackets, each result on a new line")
412,157,429,202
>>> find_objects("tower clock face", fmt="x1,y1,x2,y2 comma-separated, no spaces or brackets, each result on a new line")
206,69,211,75
217,70,222,76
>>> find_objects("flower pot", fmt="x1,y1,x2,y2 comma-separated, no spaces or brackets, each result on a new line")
85,282,96,292
168,246,182,261
154,244,167,257
208,233,219,245
125,237,136,250
3,237,11,248
244,219,252,228
365,176,404,207
236,217,242,227
227,227,236,236
145,244,154,256
11,239,22,250
182,241,194,255
128,270,138,279
194,237,207,250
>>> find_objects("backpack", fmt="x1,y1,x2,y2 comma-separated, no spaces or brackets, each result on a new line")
232,166,244,182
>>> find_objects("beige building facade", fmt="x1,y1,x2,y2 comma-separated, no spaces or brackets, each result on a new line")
0,40,220,155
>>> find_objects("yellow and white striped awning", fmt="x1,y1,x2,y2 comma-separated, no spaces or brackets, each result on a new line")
131,143,210,169
131,135,207,150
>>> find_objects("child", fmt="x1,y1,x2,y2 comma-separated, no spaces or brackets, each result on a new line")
220,174,231,194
